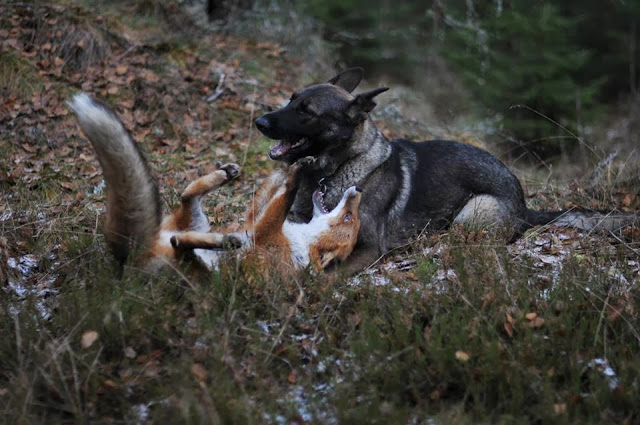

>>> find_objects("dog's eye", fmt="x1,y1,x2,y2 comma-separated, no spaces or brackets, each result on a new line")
343,212,352,223
299,99,318,116
290,93,298,101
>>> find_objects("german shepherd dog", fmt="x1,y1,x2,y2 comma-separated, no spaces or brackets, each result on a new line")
69,93,362,275
255,68,638,273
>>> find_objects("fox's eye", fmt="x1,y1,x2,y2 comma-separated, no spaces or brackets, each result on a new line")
344,212,352,223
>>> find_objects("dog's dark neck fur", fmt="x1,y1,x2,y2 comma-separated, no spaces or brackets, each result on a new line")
287,119,389,223
319,119,391,207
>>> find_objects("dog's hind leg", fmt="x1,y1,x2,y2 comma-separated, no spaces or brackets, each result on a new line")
167,163,240,232
453,195,513,234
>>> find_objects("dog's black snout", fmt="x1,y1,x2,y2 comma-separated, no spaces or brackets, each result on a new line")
255,116,270,132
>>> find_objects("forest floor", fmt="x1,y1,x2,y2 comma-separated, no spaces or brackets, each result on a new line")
1,2,639,424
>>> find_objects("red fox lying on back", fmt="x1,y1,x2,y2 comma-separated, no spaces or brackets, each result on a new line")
68,93,362,275
171,159,363,272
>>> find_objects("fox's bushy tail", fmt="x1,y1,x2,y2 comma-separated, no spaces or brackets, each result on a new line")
68,93,161,267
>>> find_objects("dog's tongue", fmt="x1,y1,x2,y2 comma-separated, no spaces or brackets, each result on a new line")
269,140,292,159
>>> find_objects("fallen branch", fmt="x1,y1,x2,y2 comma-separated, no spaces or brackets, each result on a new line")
206,72,226,102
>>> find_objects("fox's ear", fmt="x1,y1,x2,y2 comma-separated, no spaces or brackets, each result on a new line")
345,87,389,122
327,67,364,93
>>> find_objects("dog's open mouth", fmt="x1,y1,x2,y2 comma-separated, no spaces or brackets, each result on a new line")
269,137,309,160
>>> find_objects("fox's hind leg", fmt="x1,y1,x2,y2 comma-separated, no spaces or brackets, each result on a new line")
181,163,240,203
165,163,240,232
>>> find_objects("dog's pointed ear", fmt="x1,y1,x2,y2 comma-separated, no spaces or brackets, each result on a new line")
345,87,389,122
327,67,364,93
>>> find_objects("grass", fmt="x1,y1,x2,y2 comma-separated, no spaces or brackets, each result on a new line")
2,225,638,424
0,53,44,99
1,1,639,424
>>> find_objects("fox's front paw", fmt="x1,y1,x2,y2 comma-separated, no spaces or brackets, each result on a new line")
217,162,240,181
294,156,317,169
222,233,244,249
289,156,317,178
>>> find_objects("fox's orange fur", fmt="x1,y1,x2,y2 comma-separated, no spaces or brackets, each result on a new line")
69,93,362,276
171,161,363,273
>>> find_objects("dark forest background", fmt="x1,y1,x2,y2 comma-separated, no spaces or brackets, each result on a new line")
210,0,640,159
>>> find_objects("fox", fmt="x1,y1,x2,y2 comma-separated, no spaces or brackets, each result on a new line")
171,159,363,273
68,93,362,275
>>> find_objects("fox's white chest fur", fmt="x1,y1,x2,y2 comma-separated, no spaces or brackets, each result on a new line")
282,220,329,267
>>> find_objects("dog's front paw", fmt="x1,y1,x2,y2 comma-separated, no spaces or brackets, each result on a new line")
217,162,241,180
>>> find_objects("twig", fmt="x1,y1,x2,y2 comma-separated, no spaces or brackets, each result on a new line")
364,221,432,271
588,149,618,184
608,230,640,257
510,104,600,159
266,288,303,361
205,72,226,103
593,287,613,348
241,84,257,168
113,43,140,62
575,282,640,344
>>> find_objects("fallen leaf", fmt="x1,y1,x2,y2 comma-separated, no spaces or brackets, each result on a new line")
117,98,135,109
60,181,78,191
504,321,514,338
81,330,99,349
116,65,128,76
525,312,538,321
455,350,470,362
528,317,545,328
134,109,151,125
124,346,136,359
607,309,620,325
141,69,160,83
553,403,567,415
288,369,297,384
102,379,117,389
191,363,208,381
